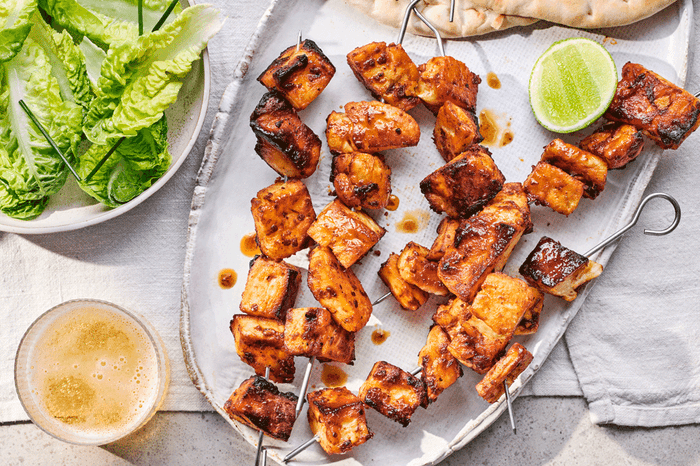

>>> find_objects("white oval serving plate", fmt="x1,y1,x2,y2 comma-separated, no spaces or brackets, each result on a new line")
182,0,692,464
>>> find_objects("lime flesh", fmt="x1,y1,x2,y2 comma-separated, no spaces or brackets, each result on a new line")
529,38,617,133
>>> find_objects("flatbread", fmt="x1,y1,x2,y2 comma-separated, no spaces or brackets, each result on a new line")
347,0,677,38
346,0,538,39
473,0,677,29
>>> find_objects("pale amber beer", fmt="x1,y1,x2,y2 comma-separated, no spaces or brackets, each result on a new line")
15,300,169,445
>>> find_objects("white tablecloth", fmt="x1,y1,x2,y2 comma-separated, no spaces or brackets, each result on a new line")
2,0,699,429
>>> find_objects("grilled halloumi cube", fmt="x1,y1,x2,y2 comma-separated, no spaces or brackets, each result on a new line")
230,315,295,383
579,122,645,169
251,179,316,260
331,152,392,209
258,39,335,110
523,162,584,216
519,236,603,301
605,62,700,150
307,387,373,455
433,101,483,162
307,245,373,333
239,255,302,321
284,307,355,364
433,297,508,374
250,92,322,178
378,252,429,311
307,199,386,268
418,325,463,403
437,184,531,304
417,56,481,114
359,361,427,427
326,101,420,154
427,217,460,261
397,242,449,296
468,273,543,338
420,145,505,218
476,343,533,403
515,303,541,335
541,139,607,199
434,274,540,374
223,375,297,441
346,41,420,111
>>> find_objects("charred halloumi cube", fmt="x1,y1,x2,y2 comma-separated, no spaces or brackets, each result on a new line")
359,361,427,427
476,343,533,403
307,387,373,455
346,41,420,111
519,236,603,301
250,92,321,178
437,184,531,304
433,101,483,162
397,242,449,296
433,297,508,374
541,139,607,199
515,304,541,335
417,56,481,114
418,325,463,403
420,145,505,218
427,217,460,261
605,62,700,150
326,101,420,154
239,256,302,321
251,179,316,260
307,199,386,268
283,307,355,364
434,274,541,374
523,162,584,216
331,152,392,209
230,315,295,383
223,375,297,441
307,245,373,333
378,253,429,311
258,39,335,110
579,122,645,169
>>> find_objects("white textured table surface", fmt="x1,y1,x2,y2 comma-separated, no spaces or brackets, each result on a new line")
2,0,700,464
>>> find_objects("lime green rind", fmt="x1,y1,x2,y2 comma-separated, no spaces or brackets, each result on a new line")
529,37,617,134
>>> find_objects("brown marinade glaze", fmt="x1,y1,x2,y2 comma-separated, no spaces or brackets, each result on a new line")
250,92,321,178
420,145,505,218
519,236,588,289
223,375,298,441
359,361,428,427
346,41,420,111
257,39,336,110
604,62,700,150
579,122,645,170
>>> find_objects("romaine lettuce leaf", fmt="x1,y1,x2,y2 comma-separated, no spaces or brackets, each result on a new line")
38,0,181,50
0,35,83,219
0,0,37,63
79,36,106,92
77,116,170,207
83,4,222,145
29,16,93,116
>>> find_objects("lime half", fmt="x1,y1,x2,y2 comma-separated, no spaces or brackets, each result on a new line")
529,37,617,133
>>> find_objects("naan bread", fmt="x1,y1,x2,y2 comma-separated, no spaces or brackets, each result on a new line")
346,0,538,39
347,0,676,38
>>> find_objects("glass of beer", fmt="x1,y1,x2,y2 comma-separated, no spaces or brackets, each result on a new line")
14,299,170,445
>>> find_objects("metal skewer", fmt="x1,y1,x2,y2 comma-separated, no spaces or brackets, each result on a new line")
254,367,271,466
449,0,456,22
294,356,315,418
296,30,302,52
583,192,680,258
396,0,445,57
503,380,516,434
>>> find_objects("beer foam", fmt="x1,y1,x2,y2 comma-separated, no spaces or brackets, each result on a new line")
27,305,160,440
